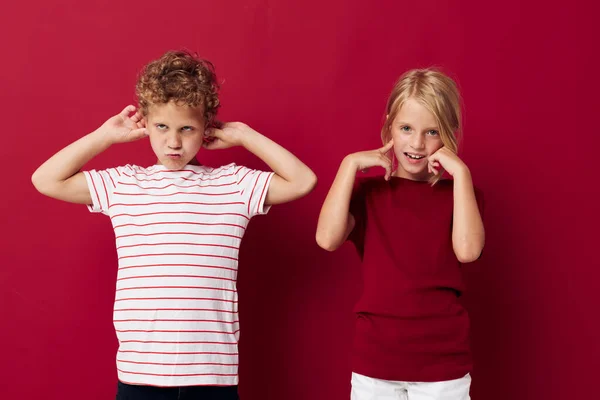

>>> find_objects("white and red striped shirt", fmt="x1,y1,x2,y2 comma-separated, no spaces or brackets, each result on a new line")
83,163,273,387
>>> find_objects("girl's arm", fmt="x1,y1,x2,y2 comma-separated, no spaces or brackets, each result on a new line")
428,147,485,262
316,141,394,251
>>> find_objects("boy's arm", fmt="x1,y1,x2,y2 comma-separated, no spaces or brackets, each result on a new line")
31,106,147,204
315,141,394,251
205,123,317,205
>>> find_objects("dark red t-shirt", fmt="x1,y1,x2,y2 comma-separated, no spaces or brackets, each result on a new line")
348,176,484,382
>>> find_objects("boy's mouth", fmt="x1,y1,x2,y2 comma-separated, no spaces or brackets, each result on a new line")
166,154,182,159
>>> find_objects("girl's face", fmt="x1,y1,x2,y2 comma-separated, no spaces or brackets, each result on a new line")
389,98,444,181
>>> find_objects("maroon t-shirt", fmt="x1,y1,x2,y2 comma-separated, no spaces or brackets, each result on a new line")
348,176,484,382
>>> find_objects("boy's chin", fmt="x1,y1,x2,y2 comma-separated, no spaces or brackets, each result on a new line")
157,157,193,169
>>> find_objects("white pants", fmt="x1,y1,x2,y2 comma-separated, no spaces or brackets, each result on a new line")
351,372,471,400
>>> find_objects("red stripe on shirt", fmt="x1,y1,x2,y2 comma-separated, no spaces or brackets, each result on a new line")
113,221,246,231
120,174,236,186
118,253,238,261
256,173,271,214
238,169,253,185
118,360,239,367
117,274,236,282
111,211,249,221
116,286,236,293
117,368,237,377
116,242,240,251
113,190,239,197
116,329,240,334
86,171,101,208
247,172,262,215
115,232,243,240
99,172,110,208
110,201,244,208
117,264,237,273
118,350,237,356
119,339,237,345
108,171,116,188
114,318,239,324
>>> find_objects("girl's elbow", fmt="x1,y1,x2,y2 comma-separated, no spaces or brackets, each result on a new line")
454,246,484,263
315,231,341,252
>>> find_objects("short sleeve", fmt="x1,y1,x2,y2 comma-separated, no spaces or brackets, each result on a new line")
348,178,368,258
234,165,275,218
82,166,129,216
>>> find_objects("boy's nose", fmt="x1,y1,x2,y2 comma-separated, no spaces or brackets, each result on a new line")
167,133,182,149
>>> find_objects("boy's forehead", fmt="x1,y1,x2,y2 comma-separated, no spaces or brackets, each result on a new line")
147,102,205,123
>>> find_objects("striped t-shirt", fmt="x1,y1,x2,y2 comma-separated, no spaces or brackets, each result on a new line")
83,163,274,387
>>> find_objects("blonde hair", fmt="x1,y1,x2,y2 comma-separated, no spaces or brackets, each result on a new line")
381,68,462,184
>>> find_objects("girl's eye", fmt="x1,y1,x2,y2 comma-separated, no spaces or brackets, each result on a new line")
427,130,439,136
401,126,410,132
156,124,167,130
181,126,193,132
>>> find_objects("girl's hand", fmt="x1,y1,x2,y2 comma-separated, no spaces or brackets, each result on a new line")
99,105,147,145
348,140,395,180
428,147,469,177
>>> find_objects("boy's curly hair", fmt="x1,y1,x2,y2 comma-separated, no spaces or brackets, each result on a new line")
136,50,220,126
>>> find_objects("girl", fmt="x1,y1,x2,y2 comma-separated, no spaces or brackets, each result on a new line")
316,69,484,400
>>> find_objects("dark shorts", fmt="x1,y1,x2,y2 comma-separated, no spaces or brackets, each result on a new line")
116,381,239,400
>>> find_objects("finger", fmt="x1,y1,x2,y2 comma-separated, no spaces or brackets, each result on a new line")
130,111,143,123
119,105,136,119
202,139,224,150
209,128,224,138
379,139,394,153
128,128,148,141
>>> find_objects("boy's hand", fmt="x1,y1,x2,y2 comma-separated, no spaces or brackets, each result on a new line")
202,122,251,150
347,139,395,180
99,105,147,145
428,147,469,177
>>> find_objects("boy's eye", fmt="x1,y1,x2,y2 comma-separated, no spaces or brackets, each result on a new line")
156,124,167,130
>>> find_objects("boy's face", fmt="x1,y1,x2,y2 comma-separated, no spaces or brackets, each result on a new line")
146,101,206,169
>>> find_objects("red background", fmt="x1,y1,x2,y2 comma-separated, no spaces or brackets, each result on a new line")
1,1,598,399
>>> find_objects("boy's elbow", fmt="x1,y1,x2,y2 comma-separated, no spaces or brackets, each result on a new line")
31,171,46,194
301,171,318,196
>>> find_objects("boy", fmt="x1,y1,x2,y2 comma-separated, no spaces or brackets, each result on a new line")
31,50,317,399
